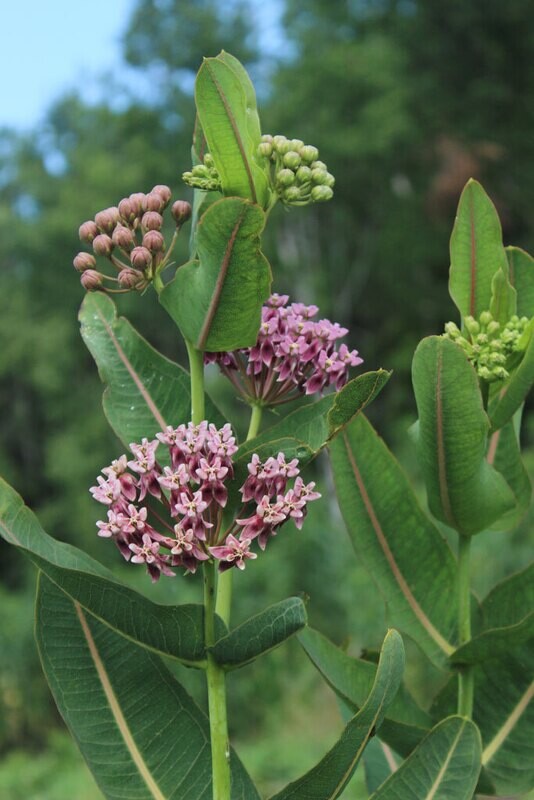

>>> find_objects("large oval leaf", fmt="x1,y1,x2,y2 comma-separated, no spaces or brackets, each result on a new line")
195,56,269,207
329,414,457,669
0,477,222,665
269,629,405,800
369,716,481,800
412,336,514,535
487,418,531,530
508,245,534,318
36,575,259,800
160,197,271,352
79,292,225,443
449,179,509,321
298,627,431,756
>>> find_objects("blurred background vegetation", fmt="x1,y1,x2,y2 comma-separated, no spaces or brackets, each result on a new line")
0,1,533,797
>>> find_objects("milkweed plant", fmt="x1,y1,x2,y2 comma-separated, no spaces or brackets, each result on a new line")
0,52,532,800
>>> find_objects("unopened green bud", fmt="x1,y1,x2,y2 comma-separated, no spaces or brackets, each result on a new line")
204,153,215,169
288,139,304,151
311,168,329,185
283,151,301,169
493,366,509,380
277,168,296,187
479,310,493,327
300,145,319,164
311,160,327,171
283,186,302,203
311,185,334,202
324,172,335,188
478,366,493,381
261,134,273,144
192,164,210,178
296,166,312,184
487,320,500,335
464,316,480,336
258,141,273,158
273,136,291,155
444,321,460,338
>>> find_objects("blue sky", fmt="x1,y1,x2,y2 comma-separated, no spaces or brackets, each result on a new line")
1,0,134,129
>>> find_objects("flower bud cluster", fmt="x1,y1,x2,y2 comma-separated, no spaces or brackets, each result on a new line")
90,421,319,581
444,311,530,382
182,153,222,192
206,294,363,406
74,186,192,294
258,135,335,206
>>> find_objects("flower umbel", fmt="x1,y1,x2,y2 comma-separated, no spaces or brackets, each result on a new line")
206,294,363,407
90,421,319,581
257,135,335,206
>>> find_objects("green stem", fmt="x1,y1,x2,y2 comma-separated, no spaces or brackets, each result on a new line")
215,404,264,626
457,536,474,718
152,273,164,294
204,562,231,800
186,339,205,424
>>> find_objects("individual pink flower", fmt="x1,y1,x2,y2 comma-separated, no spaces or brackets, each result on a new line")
209,535,257,571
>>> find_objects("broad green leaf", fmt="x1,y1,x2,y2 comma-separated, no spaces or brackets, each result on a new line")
329,415,457,669
369,716,481,800
449,179,509,321
160,197,271,352
36,575,259,800
79,292,225,443
237,370,391,465
363,738,400,794
195,56,269,207
489,266,516,325
412,336,514,535
487,419,531,530
450,612,534,664
0,477,224,665
298,627,431,756
507,245,534,318
482,562,534,629
269,629,405,800
211,597,307,668
489,323,534,431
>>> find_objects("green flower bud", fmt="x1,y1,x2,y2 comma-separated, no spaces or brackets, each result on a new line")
479,311,493,327
311,168,329,185
258,141,273,158
283,151,302,169
261,134,273,144
478,366,493,381
283,186,302,203
311,185,334,202
324,172,336,188
487,320,500,335
204,153,215,169
464,316,480,337
444,321,461,338
300,145,319,164
192,164,210,178
277,168,296,187
273,136,291,155
296,166,313,184
288,139,304,151
310,160,327,171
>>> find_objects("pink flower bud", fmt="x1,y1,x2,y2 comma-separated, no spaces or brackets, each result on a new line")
142,211,163,231
128,193,146,216
151,184,172,206
95,207,120,233
73,252,96,272
79,220,98,243
130,246,152,270
112,224,135,251
143,192,164,212
118,268,144,289
80,269,103,291
92,234,114,257
143,230,165,252
171,200,192,225
118,198,136,223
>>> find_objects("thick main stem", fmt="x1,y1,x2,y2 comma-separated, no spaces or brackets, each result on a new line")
186,340,205,424
204,562,231,800
215,404,264,626
457,536,474,718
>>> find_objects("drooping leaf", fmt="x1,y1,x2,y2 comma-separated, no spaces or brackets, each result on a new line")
507,245,534,318
236,369,391,467
489,322,534,431
298,627,431,756
0,478,224,665
450,612,534,664
160,197,271,352
369,716,481,800
489,265,516,326
412,336,514,535
487,418,531,530
269,629,405,800
36,575,259,800
363,738,400,794
195,55,269,207
329,414,457,669
211,597,307,668
449,179,509,321
79,292,225,444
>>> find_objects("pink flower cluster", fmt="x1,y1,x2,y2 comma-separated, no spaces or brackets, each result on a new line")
90,421,320,581
206,294,363,406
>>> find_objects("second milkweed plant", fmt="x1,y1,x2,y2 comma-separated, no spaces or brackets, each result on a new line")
0,50,532,800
